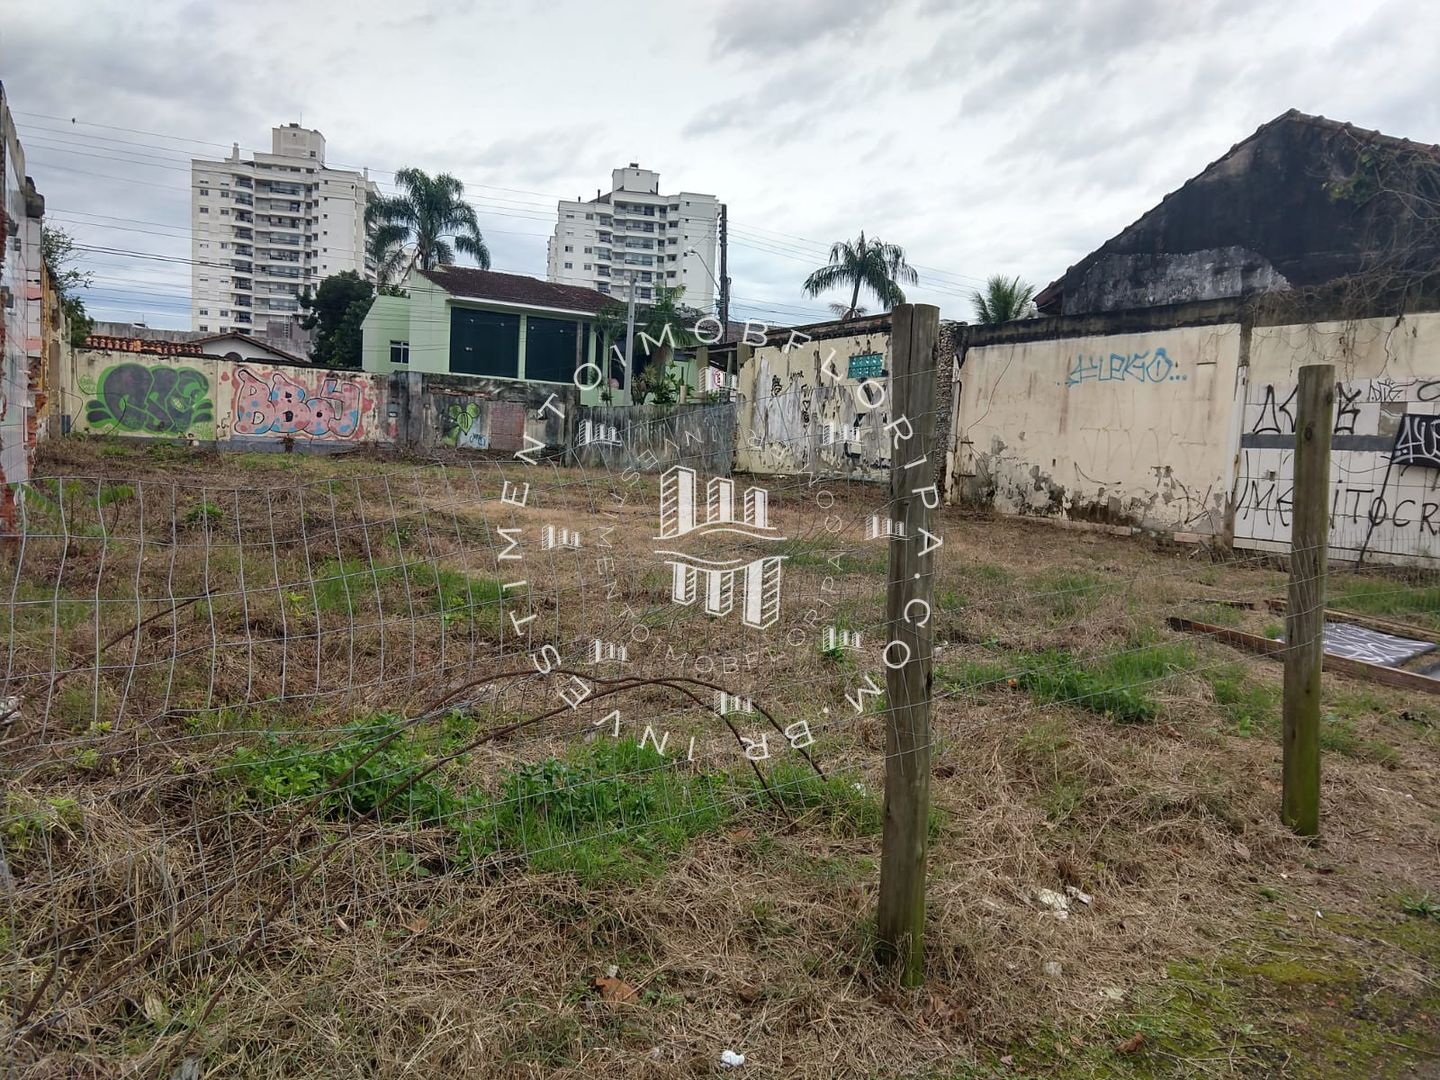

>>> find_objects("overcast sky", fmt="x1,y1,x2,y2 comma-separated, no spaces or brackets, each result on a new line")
5,0,1439,329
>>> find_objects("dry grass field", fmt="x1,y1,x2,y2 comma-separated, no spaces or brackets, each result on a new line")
2,436,1438,1078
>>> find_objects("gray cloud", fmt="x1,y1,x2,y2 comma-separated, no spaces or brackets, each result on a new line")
709,0,875,60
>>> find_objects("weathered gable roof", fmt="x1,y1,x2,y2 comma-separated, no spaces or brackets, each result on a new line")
191,331,309,365
419,267,612,315
1036,110,1440,314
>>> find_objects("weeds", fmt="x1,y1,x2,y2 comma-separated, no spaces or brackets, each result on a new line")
223,727,874,883
1206,663,1280,736
941,638,1194,723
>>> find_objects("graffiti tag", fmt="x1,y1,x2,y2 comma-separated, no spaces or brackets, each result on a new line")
1065,347,1183,387
85,363,213,436
1391,413,1440,468
232,368,367,440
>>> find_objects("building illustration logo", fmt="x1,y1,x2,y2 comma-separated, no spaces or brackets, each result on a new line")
655,465,786,629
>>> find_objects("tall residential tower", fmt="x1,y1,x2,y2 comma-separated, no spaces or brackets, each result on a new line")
190,124,378,344
546,165,719,311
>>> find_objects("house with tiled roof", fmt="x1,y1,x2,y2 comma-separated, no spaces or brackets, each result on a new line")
361,266,615,402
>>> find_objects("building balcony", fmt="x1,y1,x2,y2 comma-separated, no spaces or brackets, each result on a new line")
231,260,253,272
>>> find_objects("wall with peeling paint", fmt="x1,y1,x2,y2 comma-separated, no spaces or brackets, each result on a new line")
1235,311,1440,563
735,326,893,480
952,324,1244,534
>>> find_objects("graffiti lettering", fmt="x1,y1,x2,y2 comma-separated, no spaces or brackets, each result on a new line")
1391,413,1440,468
1065,347,1183,388
85,363,213,435
232,368,367,440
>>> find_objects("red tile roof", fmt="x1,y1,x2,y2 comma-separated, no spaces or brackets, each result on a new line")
419,267,613,314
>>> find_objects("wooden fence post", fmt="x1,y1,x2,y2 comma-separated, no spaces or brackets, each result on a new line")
877,303,940,985
1282,363,1334,836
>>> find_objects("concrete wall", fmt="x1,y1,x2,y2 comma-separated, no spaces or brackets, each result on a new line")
952,324,1243,534
735,322,893,481
1235,311,1440,563
64,347,388,448
575,402,736,476
402,375,575,452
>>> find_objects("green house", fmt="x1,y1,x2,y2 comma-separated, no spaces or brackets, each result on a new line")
361,267,615,404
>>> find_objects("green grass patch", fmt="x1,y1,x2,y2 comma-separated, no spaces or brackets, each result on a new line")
933,639,1192,722
306,557,505,630
941,638,1194,723
223,725,876,883
1330,574,1440,630
1028,569,1110,619
1206,663,1280,736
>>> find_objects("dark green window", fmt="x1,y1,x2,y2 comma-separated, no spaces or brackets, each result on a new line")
525,316,580,383
450,306,520,377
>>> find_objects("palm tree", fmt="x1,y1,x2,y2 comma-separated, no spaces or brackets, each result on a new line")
367,223,409,288
802,232,917,320
971,274,1038,324
364,167,491,277
828,301,868,319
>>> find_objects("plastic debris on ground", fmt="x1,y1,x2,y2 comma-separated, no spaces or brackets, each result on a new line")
719,1049,746,1068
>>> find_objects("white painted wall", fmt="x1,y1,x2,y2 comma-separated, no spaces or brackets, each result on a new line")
951,324,1244,535
1235,312,1440,564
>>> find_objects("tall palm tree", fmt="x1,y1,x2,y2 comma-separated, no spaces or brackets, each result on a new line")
367,223,409,288
802,232,917,320
971,274,1037,324
364,167,491,277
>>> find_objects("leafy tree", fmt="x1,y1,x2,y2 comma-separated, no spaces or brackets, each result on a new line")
41,227,95,346
298,271,374,368
802,232,917,320
597,286,705,399
365,167,491,275
971,274,1038,324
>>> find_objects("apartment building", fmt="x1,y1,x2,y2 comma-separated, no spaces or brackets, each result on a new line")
190,124,378,345
546,165,719,310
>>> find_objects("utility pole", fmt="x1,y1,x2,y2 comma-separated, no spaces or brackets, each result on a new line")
1282,363,1334,835
623,279,637,394
718,202,729,331
876,302,941,986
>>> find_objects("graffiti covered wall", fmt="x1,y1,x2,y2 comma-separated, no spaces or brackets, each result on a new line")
69,350,218,440
65,348,388,449
735,324,894,481
951,324,1244,534
222,366,376,442
1235,312,1440,563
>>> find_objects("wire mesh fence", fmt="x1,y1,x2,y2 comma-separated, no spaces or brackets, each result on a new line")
3,381,1440,1075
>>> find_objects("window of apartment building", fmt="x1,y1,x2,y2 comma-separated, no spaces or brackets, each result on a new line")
221,209,230,215
583,246,591,253
597,283,610,294
583,263,591,270
564,212,574,219
450,307,520,378
640,272,651,282
199,308,209,315
199,187,209,195
525,316,580,384
643,207,654,215
220,310,230,317
564,244,573,252
199,207,209,213
638,287,651,299
584,213,593,220
221,191,230,198
668,238,678,245
667,271,676,278
220,243,229,250
389,340,410,365
199,325,209,331
564,261,573,269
